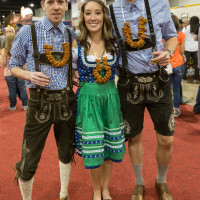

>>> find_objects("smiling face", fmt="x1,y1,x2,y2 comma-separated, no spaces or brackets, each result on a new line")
83,1,104,35
41,0,68,26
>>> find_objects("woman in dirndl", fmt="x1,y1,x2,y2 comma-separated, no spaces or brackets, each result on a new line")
72,0,125,200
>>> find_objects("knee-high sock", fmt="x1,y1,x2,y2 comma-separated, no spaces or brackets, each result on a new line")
59,160,72,198
19,177,34,200
133,164,145,185
157,164,168,183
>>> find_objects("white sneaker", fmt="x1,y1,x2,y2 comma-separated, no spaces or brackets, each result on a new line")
23,105,28,111
174,110,181,117
9,106,16,111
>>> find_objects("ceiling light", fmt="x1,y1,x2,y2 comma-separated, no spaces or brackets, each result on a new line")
30,3,34,7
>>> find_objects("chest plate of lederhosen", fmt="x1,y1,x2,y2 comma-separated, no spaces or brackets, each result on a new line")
124,38,153,52
39,52,65,65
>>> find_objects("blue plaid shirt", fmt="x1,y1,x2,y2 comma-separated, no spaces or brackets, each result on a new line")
110,0,177,74
9,16,75,89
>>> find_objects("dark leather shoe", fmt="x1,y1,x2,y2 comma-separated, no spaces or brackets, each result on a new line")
130,185,145,200
155,181,173,200
60,197,70,200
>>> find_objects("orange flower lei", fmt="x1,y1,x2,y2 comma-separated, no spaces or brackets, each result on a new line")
44,43,70,67
122,16,148,48
93,57,112,84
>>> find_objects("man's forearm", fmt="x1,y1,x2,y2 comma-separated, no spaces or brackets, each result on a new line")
10,67,31,80
164,36,178,54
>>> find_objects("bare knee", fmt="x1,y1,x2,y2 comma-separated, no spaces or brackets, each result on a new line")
157,134,173,150
105,159,113,165
128,131,143,146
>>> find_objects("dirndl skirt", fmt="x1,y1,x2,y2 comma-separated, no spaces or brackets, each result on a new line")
75,81,125,169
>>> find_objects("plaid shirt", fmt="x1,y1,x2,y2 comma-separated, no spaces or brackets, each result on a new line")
110,0,177,74
9,16,75,89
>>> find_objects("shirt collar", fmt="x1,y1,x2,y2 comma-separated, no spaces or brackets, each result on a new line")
42,16,65,33
121,0,143,12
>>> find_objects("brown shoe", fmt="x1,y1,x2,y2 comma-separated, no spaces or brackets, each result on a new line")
155,181,173,200
60,197,70,200
130,185,145,200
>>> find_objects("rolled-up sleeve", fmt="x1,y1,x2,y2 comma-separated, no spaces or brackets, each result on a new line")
9,25,30,69
161,0,177,41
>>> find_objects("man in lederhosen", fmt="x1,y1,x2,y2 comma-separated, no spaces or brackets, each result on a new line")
109,0,178,199
9,0,77,199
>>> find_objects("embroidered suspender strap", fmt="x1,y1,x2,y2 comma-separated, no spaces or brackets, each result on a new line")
31,23,41,91
109,4,128,75
65,27,73,91
144,0,156,50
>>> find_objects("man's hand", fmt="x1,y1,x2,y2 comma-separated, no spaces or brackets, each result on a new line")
29,72,50,87
72,69,80,87
151,51,171,67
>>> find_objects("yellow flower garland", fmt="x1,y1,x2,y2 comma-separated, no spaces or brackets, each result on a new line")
122,16,147,48
44,43,70,67
93,57,112,84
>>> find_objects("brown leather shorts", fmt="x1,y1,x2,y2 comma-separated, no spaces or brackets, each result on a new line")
117,68,175,138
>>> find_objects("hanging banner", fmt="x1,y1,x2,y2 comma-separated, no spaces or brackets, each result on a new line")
171,4,200,19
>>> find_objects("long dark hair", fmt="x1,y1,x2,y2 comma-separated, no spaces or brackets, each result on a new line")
78,0,116,56
189,16,199,34
171,14,180,33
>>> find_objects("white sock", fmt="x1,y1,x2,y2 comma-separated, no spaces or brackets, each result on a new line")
59,160,72,198
19,177,34,200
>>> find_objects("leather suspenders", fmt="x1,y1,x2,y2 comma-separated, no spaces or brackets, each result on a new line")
30,23,73,92
109,0,157,72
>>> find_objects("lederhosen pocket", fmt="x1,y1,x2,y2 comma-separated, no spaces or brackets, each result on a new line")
59,90,76,121
35,100,51,123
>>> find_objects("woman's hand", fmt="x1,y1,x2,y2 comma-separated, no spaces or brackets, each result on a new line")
72,69,80,87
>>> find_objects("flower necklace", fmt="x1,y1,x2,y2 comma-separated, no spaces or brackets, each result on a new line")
88,38,112,84
42,21,70,68
121,1,147,48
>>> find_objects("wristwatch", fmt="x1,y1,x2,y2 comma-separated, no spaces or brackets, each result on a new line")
166,49,173,58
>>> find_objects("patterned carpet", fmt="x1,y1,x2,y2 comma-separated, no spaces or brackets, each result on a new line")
0,67,200,200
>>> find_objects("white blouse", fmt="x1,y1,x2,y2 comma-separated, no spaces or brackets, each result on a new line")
72,47,114,69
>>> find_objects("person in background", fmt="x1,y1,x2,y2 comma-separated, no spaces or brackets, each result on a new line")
182,16,199,82
182,19,189,29
0,32,5,49
177,18,189,105
9,0,77,199
1,26,15,49
74,0,125,200
0,34,28,111
109,0,177,199
193,22,200,114
179,19,183,30
169,15,186,117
